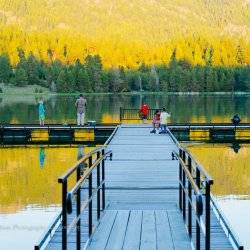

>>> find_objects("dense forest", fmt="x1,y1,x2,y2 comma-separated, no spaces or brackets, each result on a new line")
0,51,249,92
0,0,249,92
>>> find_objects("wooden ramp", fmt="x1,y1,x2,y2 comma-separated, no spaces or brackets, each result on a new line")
87,125,190,250
44,125,236,250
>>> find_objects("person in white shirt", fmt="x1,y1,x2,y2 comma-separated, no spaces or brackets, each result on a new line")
159,108,171,134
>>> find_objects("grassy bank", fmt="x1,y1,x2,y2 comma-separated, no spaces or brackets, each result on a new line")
0,84,249,96
0,83,51,95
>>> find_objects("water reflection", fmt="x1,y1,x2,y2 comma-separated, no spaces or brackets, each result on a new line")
0,94,249,124
217,197,250,250
77,145,87,174
0,146,96,213
0,145,97,250
39,146,45,168
188,143,250,249
230,142,241,153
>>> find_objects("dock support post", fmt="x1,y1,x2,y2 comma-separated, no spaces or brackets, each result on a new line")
182,151,186,221
205,182,211,250
97,151,101,220
188,156,192,237
101,149,106,210
62,180,68,250
196,167,201,250
179,149,183,210
76,164,81,250
88,156,93,237
119,107,122,123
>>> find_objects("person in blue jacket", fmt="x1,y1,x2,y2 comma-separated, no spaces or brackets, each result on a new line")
38,98,45,126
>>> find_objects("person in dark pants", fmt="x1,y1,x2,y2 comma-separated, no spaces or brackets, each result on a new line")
75,94,87,126
159,108,171,134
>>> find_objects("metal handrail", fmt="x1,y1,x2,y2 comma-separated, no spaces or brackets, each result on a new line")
34,126,119,250
58,145,106,183
168,127,213,184
59,147,112,250
69,150,112,196
169,125,244,250
174,152,201,196
176,148,213,250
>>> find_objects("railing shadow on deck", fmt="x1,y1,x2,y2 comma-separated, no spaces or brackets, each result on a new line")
168,128,244,250
34,127,119,250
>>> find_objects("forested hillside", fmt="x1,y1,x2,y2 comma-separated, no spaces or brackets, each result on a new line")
0,0,249,92
0,0,250,66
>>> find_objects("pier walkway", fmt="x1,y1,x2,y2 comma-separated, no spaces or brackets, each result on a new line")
88,125,190,250
39,125,242,250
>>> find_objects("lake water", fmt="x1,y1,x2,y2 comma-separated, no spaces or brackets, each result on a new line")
0,94,249,249
0,94,249,124
0,145,96,250
189,143,250,249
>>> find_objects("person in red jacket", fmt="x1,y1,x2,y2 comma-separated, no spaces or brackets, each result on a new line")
139,103,149,123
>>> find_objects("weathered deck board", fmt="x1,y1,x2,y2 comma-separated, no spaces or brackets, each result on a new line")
45,125,235,250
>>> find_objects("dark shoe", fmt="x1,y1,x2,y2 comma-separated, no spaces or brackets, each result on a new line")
150,130,156,134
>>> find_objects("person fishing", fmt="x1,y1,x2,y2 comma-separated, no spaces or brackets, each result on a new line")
38,98,45,126
75,94,87,126
139,103,149,123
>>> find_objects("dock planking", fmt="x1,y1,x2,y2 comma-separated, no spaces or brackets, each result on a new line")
44,125,236,250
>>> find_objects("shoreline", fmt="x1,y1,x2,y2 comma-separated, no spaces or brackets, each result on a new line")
0,91,249,96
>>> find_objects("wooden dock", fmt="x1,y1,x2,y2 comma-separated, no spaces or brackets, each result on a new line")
38,125,241,250
1,123,250,145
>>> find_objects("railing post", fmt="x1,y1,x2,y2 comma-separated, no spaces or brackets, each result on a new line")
76,165,81,250
88,156,93,237
188,156,192,237
97,151,101,220
62,180,68,250
196,167,201,250
182,151,186,221
205,182,211,250
119,107,122,122
179,149,183,210
101,149,106,210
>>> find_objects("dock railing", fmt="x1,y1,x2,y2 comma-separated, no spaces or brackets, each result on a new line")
120,107,161,121
34,146,112,250
173,147,213,250
168,127,243,250
59,146,112,250
34,127,118,250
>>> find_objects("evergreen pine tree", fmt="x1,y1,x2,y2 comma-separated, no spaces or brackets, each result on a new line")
0,54,12,83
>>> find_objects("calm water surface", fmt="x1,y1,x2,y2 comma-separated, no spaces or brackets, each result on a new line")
0,145,96,250
189,144,250,249
0,94,249,124
0,94,249,249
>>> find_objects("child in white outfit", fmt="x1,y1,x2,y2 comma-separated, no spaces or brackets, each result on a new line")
159,108,171,134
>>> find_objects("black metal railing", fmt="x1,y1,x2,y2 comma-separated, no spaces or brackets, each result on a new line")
173,148,213,250
168,127,243,250
119,108,161,121
58,146,112,250
34,146,112,250
34,126,119,250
